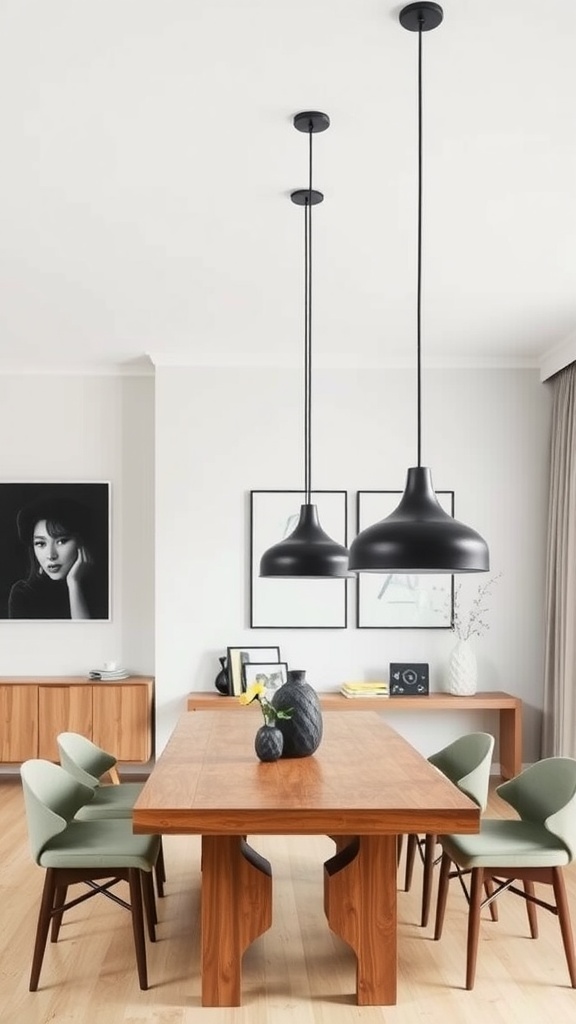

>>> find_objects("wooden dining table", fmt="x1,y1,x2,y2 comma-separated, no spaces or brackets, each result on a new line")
132,710,480,1006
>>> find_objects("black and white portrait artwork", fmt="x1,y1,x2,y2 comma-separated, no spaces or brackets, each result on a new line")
0,482,110,621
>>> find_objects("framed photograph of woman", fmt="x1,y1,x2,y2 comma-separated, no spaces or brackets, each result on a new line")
0,482,111,621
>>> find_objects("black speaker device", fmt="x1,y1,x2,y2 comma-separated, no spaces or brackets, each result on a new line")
389,662,429,696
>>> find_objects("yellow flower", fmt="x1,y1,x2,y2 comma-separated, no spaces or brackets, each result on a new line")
238,681,265,705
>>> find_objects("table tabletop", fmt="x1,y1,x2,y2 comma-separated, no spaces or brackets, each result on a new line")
133,709,479,836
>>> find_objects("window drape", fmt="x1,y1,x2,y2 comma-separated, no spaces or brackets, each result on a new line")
542,361,576,757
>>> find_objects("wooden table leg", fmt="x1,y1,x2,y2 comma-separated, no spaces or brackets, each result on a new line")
499,705,522,779
201,836,272,1006
324,834,397,1005
328,834,356,854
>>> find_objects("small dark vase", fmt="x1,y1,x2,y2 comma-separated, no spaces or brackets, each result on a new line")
271,669,323,758
254,724,284,762
214,656,229,695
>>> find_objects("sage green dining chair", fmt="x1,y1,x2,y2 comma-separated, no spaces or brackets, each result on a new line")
57,731,165,895
404,731,495,926
20,759,160,991
57,731,144,810
434,756,576,989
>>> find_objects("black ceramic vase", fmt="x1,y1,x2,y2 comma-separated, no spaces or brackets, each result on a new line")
254,724,284,762
214,656,229,695
271,670,323,758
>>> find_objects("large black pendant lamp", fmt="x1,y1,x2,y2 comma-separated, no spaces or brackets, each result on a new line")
259,111,349,578
348,3,489,574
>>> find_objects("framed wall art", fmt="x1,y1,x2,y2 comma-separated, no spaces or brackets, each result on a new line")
250,490,348,629
355,489,454,629
242,661,288,699
226,645,281,696
0,481,111,621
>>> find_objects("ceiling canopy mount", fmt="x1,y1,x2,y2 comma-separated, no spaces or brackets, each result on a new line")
398,2,444,32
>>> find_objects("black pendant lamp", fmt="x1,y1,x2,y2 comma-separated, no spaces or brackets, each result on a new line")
348,3,489,574
260,112,349,579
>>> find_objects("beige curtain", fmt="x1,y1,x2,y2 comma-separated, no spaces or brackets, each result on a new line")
542,362,576,757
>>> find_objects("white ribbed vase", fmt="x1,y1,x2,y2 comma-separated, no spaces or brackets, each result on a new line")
448,639,478,696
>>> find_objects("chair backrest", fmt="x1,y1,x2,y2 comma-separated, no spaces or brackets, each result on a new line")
497,756,576,860
428,732,495,810
20,759,95,864
57,732,117,788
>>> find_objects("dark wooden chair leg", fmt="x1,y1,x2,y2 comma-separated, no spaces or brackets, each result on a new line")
30,868,57,991
142,870,157,942
148,870,158,926
404,833,417,891
434,851,451,941
466,867,484,991
552,867,576,987
50,883,68,942
397,833,404,866
484,877,498,922
523,879,538,938
421,833,437,927
154,841,165,898
155,838,166,894
128,869,148,990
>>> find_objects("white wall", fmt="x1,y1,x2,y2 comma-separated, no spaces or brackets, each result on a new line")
0,367,551,769
0,374,154,676
155,365,552,766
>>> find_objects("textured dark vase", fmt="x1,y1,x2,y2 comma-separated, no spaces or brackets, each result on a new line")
214,656,229,695
271,670,323,758
254,724,284,762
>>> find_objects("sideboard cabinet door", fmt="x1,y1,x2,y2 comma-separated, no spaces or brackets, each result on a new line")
92,682,152,762
38,685,93,762
0,684,38,762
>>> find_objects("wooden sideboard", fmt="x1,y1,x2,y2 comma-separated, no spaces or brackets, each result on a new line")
0,676,154,764
187,690,522,780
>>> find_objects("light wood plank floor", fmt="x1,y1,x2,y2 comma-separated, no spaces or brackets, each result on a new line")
1,778,575,1024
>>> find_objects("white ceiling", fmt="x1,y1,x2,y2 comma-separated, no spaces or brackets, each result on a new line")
0,0,574,374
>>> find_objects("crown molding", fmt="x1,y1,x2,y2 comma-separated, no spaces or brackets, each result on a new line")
539,333,576,382
148,351,541,371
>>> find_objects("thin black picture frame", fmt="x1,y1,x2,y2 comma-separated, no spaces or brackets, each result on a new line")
242,661,288,698
250,490,348,629
355,489,455,629
226,645,281,696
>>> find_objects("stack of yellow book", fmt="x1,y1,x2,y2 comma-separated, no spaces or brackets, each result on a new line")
340,681,389,699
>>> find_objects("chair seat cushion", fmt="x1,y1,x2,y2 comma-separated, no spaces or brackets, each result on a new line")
441,818,571,869
74,782,144,820
39,817,160,870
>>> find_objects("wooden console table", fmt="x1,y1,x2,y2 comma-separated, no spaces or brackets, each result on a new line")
187,690,522,780
0,675,154,764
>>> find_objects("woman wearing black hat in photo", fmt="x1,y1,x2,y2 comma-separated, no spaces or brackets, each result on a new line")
8,495,106,620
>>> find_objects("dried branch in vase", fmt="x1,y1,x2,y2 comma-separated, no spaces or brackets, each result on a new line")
452,573,502,642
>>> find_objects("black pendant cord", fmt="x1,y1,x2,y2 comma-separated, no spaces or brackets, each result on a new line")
416,18,423,469
259,108,351,578
347,5,489,574
303,127,313,505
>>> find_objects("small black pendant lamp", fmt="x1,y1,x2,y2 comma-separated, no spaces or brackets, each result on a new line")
348,3,489,574
260,111,349,578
